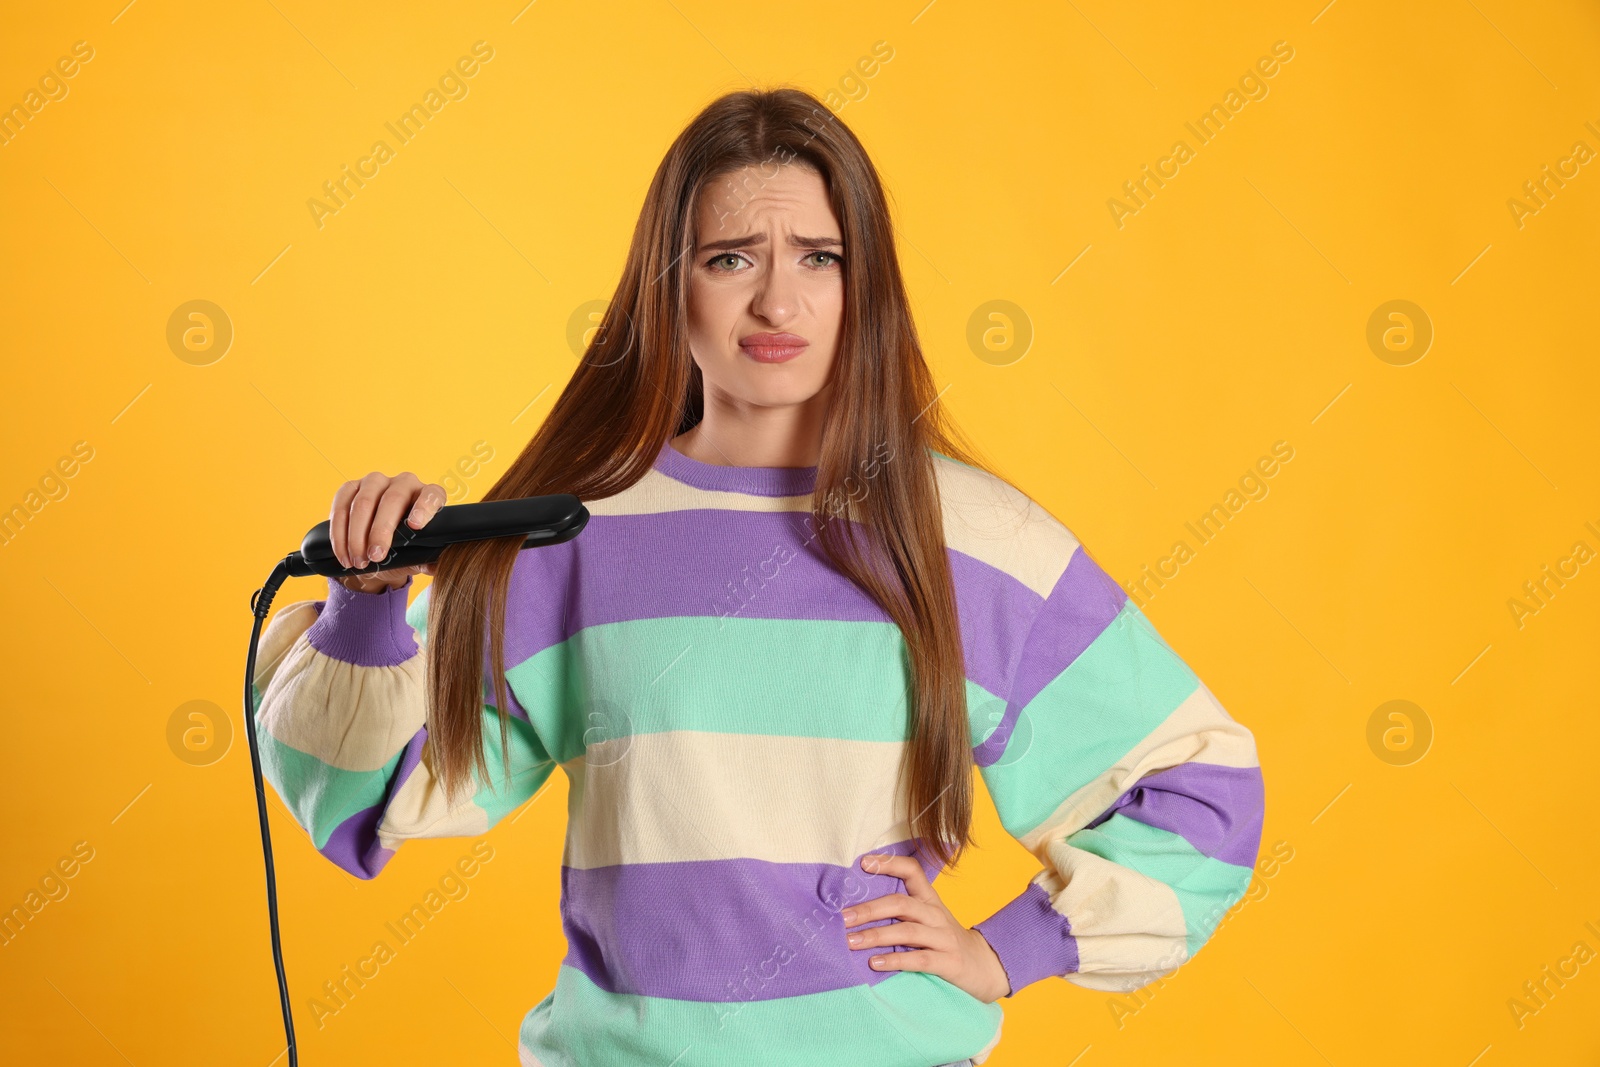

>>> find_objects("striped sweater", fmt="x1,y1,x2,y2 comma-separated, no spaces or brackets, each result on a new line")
251,438,1266,1066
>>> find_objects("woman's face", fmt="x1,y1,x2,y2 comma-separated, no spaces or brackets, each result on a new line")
686,161,844,414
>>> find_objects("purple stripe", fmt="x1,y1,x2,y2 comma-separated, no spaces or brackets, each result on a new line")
1084,762,1264,869
971,882,1078,996
503,511,1034,698
481,639,531,722
306,575,420,667
950,549,1040,700
304,570,530,720
318,804,396,880
502,533,574,672
315,729,428,879
559,839,945,1001
390,727,429,799
975,547,1126,767
652,438,817,497
531,510,885,628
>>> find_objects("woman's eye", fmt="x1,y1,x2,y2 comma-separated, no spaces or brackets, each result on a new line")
705,251,840,272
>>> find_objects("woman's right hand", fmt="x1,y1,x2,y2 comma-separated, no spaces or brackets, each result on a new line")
330,472,449,595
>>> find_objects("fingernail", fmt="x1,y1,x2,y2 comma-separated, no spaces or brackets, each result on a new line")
847,933,862,946
841,909,856,924
369,543,386,560
406,510,421,527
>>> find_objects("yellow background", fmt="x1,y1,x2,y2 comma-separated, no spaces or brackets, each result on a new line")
3,1,1598,1063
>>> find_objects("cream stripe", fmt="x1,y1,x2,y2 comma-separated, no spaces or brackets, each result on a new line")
377,739,491,848
253,598,320,694
1018,682,1259,855
588,456,1081,598
561,730,910,869
933,455,1080,599
256,633,427,772
1034,845,1189,945
585,465,812,516
1066,935,1190,992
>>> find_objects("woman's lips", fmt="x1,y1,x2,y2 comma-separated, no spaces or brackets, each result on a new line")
739,337,809,363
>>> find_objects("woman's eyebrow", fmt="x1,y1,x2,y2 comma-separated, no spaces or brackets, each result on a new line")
697,233,844,252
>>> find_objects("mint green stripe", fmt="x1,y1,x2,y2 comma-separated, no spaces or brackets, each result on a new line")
470,711,558,825
255,723,397,849
928,447,980,471
436,589,1008,762
1069,814,1253,955
519,963,999,1067
508,616,918,762
252,677,553,841
251,680,393,847
981,600,1200,839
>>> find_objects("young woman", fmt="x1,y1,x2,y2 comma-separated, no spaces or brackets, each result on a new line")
252,87,1265,1067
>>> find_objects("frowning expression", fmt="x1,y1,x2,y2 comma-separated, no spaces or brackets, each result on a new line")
686,161,845,408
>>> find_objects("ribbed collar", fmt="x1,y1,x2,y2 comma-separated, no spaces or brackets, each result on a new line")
652,438,818,497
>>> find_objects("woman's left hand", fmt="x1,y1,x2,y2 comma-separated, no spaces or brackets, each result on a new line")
842,853,1013,1003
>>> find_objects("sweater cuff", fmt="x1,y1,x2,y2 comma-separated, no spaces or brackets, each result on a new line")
305,576,419,668
972,881,1079,997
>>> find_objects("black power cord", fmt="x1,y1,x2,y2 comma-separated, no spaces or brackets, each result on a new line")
245,556,299,1067
238,493,586,1066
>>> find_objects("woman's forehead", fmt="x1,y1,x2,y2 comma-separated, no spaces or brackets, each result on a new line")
695,166,837,238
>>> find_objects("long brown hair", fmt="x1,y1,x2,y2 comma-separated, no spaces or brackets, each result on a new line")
428,86,1000,869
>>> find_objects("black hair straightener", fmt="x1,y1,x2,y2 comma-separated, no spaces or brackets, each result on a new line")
243,494,588,1066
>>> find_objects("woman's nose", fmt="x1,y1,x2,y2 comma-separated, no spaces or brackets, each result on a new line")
749,265,796,322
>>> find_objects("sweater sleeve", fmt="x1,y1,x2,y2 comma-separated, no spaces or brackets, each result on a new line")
970,540,1265,996
249,575,558,879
